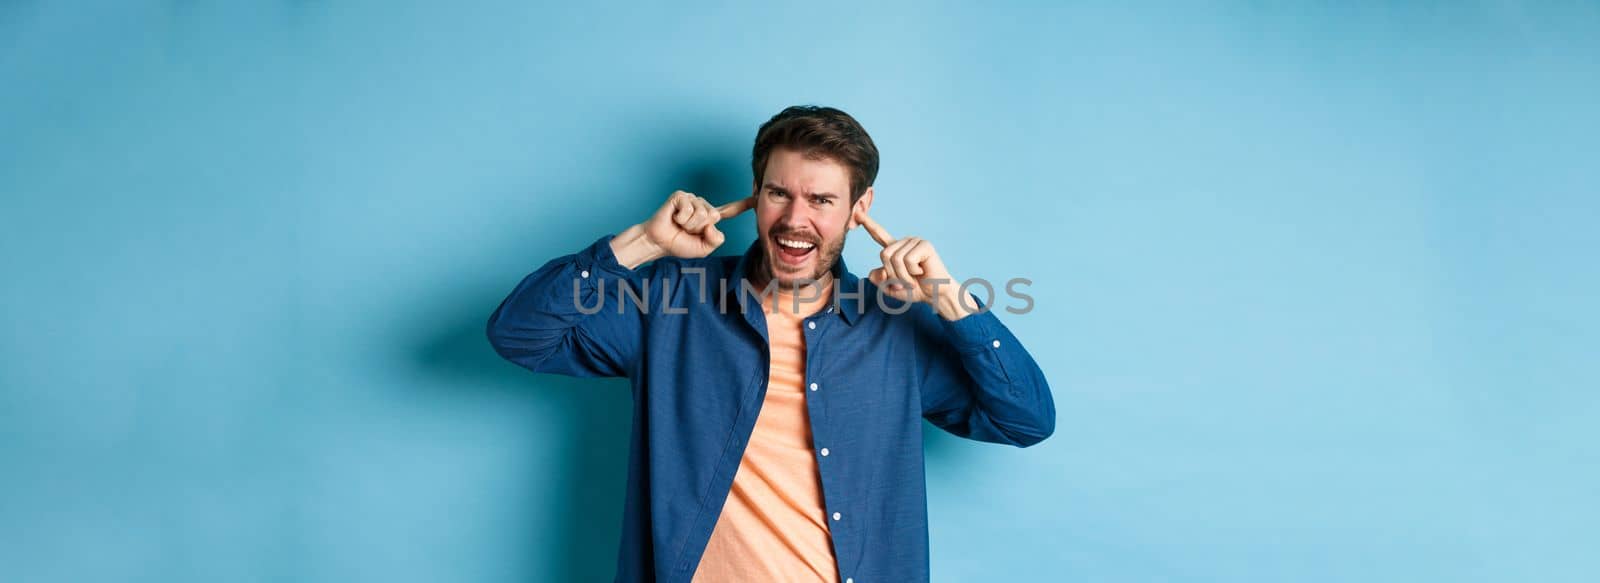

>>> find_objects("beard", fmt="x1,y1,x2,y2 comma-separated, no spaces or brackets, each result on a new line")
757,223,846,289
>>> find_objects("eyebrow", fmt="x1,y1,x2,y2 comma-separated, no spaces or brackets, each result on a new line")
762,183,839,200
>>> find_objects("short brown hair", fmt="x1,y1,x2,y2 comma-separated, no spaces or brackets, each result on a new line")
751,105,879,204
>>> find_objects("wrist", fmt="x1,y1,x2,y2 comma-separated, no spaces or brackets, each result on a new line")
932,287,977,321
610,224,665,270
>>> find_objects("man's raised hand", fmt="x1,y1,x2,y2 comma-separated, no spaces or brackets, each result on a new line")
612,191,755,269
855,207,977,321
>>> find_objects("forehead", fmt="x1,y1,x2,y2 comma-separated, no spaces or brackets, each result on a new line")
762,148,851,193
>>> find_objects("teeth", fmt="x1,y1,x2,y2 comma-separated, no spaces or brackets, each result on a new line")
777,238,815,250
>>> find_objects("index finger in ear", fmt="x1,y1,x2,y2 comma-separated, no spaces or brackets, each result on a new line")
716,195,757,219
854,209,896,248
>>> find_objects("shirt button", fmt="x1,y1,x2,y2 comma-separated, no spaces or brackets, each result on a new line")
832,512,841,521
820,447,830,457
809,382,818,391
808,321,816,330
992,339,1001,348
580,270,590,278
826,306,834,313
846,579,853,583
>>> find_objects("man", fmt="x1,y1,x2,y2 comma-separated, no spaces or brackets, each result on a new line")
487,106,1055,582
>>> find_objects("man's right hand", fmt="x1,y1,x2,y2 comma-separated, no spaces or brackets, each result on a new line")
610,191,756,269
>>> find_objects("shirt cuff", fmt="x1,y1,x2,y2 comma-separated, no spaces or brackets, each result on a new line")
575,234,644,283
940,294,1003,353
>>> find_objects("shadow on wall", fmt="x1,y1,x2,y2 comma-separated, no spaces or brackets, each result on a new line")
407,121,966,581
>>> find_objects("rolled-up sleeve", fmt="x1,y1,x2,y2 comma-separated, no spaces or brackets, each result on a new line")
914,297,1056,447
486,234,653,378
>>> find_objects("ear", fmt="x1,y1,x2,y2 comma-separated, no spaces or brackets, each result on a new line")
848,186,875,230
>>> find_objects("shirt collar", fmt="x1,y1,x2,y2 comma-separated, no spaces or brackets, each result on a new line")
729,239,865,326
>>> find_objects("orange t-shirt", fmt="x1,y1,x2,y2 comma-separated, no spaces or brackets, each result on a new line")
692,283,838,582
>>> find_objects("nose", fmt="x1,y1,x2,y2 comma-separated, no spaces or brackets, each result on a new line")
778,197,814,229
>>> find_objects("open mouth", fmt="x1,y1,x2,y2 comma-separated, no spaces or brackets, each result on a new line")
772,236,817,267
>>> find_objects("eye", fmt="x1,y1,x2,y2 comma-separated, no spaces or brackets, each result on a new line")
810,196,833,206
769,190,789,199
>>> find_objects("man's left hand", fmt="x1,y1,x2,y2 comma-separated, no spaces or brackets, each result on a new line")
855,208,979,321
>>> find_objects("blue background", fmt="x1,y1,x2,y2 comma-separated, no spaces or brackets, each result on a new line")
3,2,1597,581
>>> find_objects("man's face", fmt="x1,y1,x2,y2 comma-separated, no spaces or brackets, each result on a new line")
754,148,868,287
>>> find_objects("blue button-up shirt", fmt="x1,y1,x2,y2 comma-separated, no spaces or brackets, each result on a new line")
487,234,1055,582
